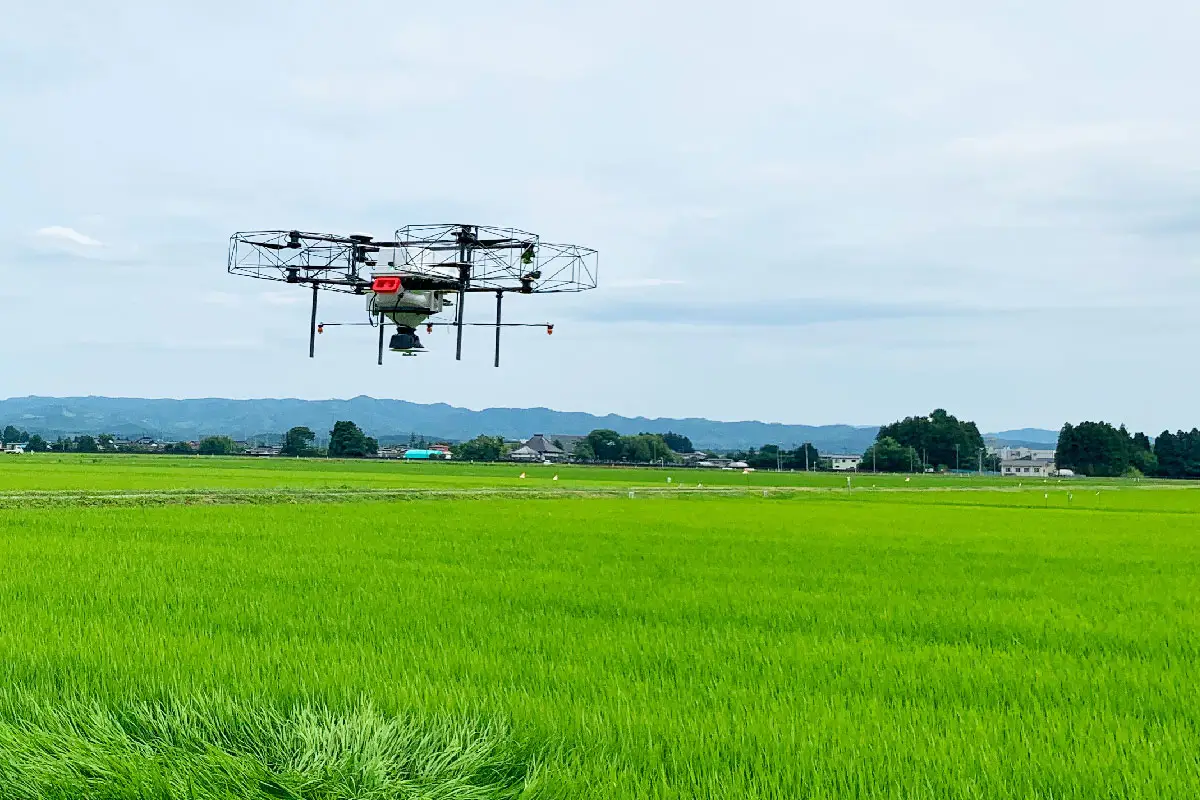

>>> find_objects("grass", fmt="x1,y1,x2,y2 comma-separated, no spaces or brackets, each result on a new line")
0,456,1198,797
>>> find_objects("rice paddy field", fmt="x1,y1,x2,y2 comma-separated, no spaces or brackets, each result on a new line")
0,454,1198,798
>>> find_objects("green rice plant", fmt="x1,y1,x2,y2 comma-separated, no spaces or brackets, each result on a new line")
0,473,1196,797
0,692,545,799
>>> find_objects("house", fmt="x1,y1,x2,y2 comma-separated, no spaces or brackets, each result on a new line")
508,445,543,462
244,445,282,457
2,443,26,454
826,454,862,471
118,436,161,451
548,435,585,455
1001,457,1055,477
519,434,566,461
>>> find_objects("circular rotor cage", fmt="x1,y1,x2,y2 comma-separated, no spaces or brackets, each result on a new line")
228,224,598,295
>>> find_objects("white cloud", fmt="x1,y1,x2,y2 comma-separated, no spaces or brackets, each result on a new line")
260,290,303,306
950,122,1183,160
609,278,686,289
199,291,241,307
34,226,101,247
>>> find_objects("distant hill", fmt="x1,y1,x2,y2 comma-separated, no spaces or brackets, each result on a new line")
983,428,1060,449
987,428,1059,445
0,395,881,453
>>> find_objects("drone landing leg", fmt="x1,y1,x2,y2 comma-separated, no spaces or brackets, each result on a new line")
308,283,319,358
494,290,502,368
377,313,385,366
455,260,469,361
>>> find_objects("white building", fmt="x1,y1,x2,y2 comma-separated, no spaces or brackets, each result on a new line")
827,454,862,471
694,457,733,468
1001,457,1055,477
992,446,1056,462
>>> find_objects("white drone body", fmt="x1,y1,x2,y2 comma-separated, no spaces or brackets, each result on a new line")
367,272,452,353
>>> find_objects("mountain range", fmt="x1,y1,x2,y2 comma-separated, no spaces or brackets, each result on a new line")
0,396,1057,453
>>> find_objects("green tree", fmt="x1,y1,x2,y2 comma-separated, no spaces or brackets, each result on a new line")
1056,421,1144,477
165,441,195,455
74,435,98,453
51,437,71,452
878,409,984,472
98,433,115,451
661,432,694,454
787,443,820,470
861,437,921,472
1154,429,1200,478
584,429,623,461
747,444,781,470
25,434,48,452
328,421,376,458
280,426,317,457
621,433,678,463
1129,430,1158,475
571,439,596,461
2,425,25,444
198,436,237,455
452,435,505,462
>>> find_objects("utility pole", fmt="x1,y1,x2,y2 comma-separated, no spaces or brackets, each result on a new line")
955,443,960,472
804,446,809,472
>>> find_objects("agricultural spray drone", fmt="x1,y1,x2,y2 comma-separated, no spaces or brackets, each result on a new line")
228,224,598,366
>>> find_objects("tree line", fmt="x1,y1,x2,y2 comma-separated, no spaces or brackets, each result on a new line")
1056,422,1200,478
16,410,1200,478
0,422,383,459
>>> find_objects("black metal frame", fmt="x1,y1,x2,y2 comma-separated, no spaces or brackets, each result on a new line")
228,224,596,366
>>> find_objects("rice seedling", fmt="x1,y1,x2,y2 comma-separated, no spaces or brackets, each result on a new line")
0,460,1196,797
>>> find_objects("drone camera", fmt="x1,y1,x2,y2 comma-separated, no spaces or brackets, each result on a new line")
389,329,424,352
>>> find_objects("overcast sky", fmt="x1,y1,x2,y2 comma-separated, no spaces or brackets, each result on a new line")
3,1,1199,432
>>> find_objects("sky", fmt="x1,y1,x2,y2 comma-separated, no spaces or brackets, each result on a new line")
3,1,1199,432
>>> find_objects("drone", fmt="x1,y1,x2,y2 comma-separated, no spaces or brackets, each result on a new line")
228,224,597,366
